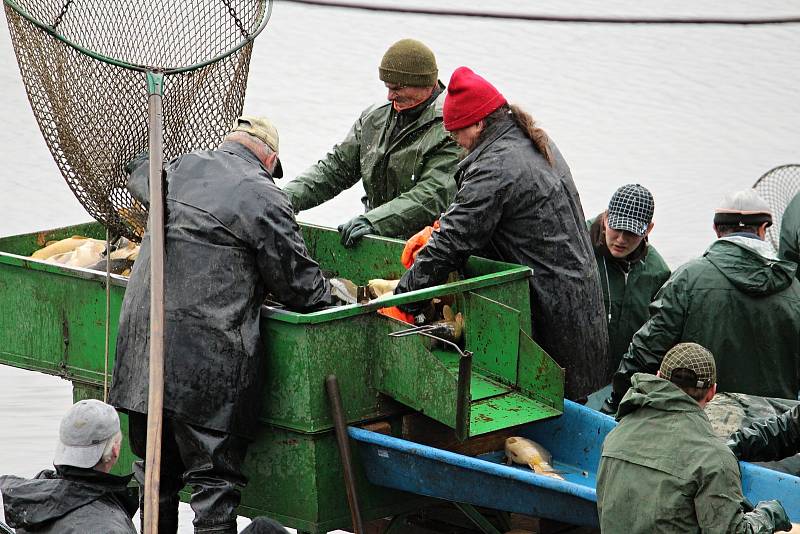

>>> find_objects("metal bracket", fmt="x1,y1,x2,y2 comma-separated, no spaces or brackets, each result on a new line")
388,324,473,440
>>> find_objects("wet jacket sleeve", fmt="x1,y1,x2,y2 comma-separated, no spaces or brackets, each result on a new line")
611,268,689,399
728,405,800,461
251,193,335,311
696,462,791,533
282,117,363,212
125,152,155,207
364,133,460,237
395,166,504,293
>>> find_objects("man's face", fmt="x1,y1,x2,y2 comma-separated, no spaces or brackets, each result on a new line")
448,122,483,152
385,83,432,111
603,213,652,258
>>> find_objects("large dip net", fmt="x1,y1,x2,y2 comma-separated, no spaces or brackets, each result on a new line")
4,0,273,241
752,164,800,250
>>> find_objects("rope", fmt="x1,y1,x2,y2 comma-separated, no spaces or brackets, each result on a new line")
283,0,800,25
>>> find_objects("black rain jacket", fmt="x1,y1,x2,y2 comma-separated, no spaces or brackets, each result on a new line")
0,466,137,534
729,404,800,462
395,114,608,400
109,142,334,438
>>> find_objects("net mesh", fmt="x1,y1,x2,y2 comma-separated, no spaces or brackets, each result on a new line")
4,0,269,241
752,164,800,250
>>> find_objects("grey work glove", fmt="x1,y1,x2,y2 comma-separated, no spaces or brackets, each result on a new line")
338,215,374,248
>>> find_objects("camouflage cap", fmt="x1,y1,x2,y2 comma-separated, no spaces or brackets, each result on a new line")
659,342,716,389
232,115,283,178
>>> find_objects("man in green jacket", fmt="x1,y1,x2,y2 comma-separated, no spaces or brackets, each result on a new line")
597,343,791,533
589,184,670,379
779,190,800,274
283,39,460,246
605,189,800,412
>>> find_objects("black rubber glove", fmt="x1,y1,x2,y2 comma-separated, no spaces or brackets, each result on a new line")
338,215,374,248
600,390,622,416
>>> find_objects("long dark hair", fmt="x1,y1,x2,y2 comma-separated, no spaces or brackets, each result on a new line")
481,104,554,166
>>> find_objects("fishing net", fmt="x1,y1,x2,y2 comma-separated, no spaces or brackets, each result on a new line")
752,164,800,250
4,0,272,241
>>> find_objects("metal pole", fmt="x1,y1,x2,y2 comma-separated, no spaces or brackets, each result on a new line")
144,70,165,534
325,375,364,534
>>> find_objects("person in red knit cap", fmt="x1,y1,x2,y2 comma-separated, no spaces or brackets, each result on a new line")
394,66,609,401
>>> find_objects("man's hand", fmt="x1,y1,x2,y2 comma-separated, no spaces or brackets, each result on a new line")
338,215,374,248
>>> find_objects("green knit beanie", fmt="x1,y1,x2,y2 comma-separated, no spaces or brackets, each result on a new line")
379,39,438,87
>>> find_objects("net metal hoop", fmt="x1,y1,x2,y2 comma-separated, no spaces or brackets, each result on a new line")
4,0,272,241
3,0,272,73
752,164,800,250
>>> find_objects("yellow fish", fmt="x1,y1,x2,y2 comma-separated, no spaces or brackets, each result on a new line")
504,437,564,480
31,236,91,260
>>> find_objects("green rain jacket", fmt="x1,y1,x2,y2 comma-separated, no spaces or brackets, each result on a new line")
779,191,800,275
612,235,800,401
282,84,460,238
589,215,671,378
597,374,790,534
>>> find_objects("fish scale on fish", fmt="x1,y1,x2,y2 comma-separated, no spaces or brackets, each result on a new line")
504,436,564,480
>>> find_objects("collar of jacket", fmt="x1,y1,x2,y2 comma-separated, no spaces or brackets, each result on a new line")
218,140,273,180
589,213,649,269
384,81,447,153
54,465,133,489
455,113,516,180
617,373,707,421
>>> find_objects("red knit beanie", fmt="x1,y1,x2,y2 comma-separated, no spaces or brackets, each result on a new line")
443,66,507,131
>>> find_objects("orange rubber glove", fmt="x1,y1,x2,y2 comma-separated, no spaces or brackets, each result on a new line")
377,306,415,324
401,220,440,269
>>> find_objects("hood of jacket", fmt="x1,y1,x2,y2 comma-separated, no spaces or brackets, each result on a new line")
616,373,704,421
704,236,796,296
0,468,134,529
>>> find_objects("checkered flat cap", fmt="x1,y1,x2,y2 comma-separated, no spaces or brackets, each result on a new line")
659,343,716,389
607,184,655,237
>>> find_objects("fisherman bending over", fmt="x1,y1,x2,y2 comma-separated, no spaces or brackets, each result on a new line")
597,342,791,532
394,66,608,401
109,116,340,533
283,38,460,247
0,399,137,533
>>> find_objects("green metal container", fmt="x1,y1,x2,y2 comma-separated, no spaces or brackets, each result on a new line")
0,222,563,533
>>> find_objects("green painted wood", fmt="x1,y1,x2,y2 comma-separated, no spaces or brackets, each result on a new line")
464,293,521,385
0,221,562,532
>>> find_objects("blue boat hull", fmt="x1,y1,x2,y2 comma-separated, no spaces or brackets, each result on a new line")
350,399,800,526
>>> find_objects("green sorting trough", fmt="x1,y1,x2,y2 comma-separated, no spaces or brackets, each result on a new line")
0,221,563,533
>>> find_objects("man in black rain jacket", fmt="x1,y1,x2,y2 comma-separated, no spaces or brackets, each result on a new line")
395,67,608,401
109,117,337,533
0,400,137,533
729,404,800,463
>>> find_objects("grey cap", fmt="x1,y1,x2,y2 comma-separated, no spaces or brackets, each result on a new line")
659,343,716,389
607,184,655,237
713,189,773,228
53,399,120,468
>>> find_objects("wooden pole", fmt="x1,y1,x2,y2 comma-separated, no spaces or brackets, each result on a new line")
144,71,165,534
325,375,364,534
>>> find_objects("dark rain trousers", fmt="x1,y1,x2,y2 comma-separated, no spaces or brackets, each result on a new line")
129,412,248,534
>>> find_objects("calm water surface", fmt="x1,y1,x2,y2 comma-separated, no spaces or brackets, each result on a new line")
1,1,798,531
